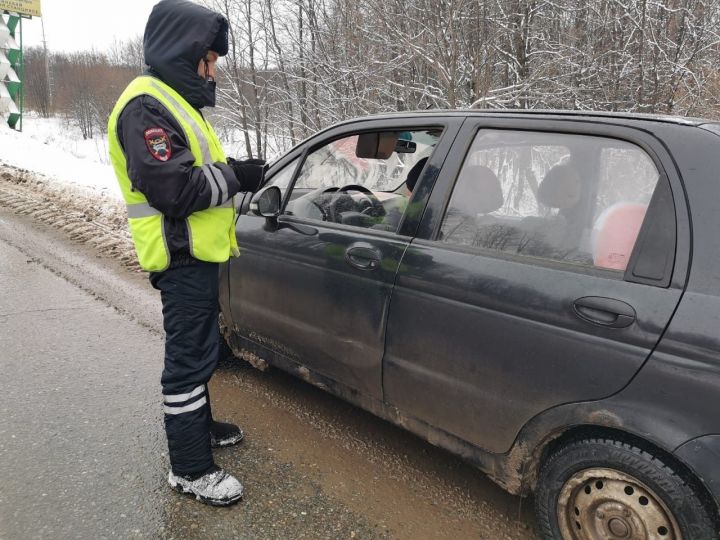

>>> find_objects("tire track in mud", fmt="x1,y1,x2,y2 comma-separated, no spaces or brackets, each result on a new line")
0,162,141,273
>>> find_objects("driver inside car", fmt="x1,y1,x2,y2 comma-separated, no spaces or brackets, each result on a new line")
378,157,429,231
286,131,439,231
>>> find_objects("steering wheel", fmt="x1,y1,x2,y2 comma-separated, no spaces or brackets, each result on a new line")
334,184,386,219
307,186,339,221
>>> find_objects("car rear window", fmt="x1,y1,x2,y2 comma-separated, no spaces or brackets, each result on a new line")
439,129,662,273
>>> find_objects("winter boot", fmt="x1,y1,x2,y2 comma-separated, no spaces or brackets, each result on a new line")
210,420,244,448
168,466,244,506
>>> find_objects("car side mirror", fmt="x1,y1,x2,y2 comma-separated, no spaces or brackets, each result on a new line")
249,186,282,219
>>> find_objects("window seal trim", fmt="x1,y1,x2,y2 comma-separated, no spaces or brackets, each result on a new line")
277,214,413,241
411,236,623,280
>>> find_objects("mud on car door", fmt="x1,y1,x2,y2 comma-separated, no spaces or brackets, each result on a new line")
226,117,462,399
382,118,685,454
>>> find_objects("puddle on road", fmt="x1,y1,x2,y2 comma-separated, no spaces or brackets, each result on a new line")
179,359,538,540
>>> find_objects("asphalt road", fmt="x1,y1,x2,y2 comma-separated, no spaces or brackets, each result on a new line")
0,203,537,539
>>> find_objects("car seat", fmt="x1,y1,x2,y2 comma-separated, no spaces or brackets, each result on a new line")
592,202,648,271
536,163,582,211
441,165,505,246
518,163,583,259
453,164,504,214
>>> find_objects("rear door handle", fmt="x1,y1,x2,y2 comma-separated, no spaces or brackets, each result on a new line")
573,296,636,328
345,244,381,270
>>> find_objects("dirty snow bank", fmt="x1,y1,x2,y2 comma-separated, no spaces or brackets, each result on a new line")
0,116,139,270
0,117,122,200
0,163,140,271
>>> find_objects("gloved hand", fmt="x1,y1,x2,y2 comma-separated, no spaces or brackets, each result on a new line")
227,157,267,193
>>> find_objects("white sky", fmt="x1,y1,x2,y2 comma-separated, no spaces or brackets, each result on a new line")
20,0,159,53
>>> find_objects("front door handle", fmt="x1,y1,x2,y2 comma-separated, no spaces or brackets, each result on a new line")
573,296,636,328
345,244,381,270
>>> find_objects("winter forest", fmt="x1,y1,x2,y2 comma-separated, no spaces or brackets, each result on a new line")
24,0,720,159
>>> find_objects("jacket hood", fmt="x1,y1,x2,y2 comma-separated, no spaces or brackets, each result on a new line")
143,0,228,109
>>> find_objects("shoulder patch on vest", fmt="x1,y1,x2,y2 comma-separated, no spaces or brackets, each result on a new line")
144,127,172,162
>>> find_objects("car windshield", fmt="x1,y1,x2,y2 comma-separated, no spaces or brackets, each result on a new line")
294,130,442,192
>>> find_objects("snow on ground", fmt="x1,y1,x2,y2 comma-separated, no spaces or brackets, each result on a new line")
0,116,138,270
0,115,286,202
0,115,122,200
0,114,282,274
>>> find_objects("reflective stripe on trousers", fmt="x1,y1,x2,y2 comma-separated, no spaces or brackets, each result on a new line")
163,384,207,415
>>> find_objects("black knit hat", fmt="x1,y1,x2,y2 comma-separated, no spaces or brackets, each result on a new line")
211,17,229,56
144,0,230,107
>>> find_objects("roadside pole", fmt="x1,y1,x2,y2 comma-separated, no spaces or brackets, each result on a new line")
17,13,21,131
41,16,49,110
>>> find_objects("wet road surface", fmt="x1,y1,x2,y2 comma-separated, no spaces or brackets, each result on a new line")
0,217,167,538
0,202,537,539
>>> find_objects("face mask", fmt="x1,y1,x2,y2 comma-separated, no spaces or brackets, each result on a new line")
193,78,216,109
204,79,217,107
198,56,217,108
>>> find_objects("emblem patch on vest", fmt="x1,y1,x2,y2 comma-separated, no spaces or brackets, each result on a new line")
144,127,172,162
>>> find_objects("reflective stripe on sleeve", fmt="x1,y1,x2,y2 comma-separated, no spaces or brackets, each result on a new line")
127,202,162,219
207,163,229,204
163,384,205,404
201,164,221,206
163,396,207,415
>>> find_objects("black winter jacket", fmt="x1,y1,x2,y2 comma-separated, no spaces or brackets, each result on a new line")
116,0,253,268
116,93,244,267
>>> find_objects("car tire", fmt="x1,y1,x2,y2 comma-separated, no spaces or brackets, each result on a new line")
535,436,717,540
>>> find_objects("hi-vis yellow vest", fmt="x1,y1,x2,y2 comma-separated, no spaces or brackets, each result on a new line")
107,76,239,272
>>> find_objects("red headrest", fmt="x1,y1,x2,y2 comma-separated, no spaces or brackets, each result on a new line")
592,203,647,271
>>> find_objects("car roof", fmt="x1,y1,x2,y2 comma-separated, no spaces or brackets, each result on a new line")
344,108,720,128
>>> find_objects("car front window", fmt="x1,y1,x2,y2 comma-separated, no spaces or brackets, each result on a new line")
295,131,440,192
283,129,442,232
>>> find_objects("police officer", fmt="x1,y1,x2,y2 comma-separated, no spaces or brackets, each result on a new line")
108,0,264,506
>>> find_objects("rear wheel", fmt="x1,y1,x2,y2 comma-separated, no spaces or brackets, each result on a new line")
535,436,717,540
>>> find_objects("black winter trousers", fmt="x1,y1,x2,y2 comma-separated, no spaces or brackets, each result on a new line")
150,261,220,476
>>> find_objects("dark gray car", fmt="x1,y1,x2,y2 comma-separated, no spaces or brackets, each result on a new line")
220,111,720,539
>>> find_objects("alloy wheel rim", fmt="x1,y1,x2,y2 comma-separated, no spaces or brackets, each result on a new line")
557,467,682,540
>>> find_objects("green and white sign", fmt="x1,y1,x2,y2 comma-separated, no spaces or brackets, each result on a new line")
0,12,23,129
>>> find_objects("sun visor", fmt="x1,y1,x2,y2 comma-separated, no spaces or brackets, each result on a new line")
356,132,398,159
